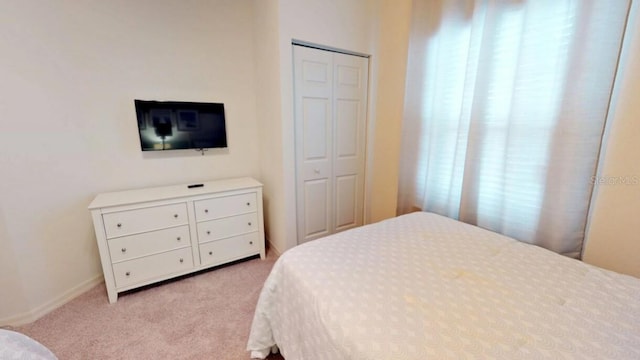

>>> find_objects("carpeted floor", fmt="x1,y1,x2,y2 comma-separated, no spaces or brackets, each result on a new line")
11,251,284,360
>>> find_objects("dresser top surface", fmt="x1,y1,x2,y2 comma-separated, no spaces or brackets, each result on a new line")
89,177,262,210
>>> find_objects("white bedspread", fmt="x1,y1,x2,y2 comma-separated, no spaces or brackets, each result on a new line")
247,212,640,359
0,329,57,360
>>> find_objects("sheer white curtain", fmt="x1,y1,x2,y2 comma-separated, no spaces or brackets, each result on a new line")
398,0,630,257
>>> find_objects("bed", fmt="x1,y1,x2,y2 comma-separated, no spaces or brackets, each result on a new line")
0,329,57,360
247,212,640,359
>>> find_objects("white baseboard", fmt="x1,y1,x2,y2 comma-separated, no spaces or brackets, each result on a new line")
0,275,103,327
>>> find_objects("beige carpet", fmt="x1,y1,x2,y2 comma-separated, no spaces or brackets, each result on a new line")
11,251,284,360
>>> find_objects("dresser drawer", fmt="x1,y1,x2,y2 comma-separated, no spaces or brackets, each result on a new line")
200,232,260,267
112,247,193,289
107,225,190,263
197,212,258,242
194,193,257,221
103,203,188,238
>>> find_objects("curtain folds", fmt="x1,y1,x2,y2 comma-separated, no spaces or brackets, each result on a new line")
398,0,630,257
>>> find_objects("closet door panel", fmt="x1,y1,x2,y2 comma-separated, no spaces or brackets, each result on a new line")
294,45,368,244
294,46,334,244
335,99,359,158
335,175,357,230
303,179,330,237
302,98,330,162
332,52,368,233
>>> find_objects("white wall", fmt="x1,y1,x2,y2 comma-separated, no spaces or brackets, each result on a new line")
367,0,413,223
252,0,285,254
0,208,28,318
583,0,640,278
0,0,259,324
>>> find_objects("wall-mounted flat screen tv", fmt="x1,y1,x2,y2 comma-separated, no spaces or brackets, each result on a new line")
135,100,227,151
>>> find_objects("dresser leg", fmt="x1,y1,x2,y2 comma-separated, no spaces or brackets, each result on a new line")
107,289,118,304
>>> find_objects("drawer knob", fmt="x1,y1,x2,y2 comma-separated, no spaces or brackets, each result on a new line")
177,236,181,241
206,230,211,235
249,241,253,245
209,251,213,255
179,258,184,263
248,222,252,226
125,271,131,277
205,209,209,213
121,248,127,253
174,214,178,218
246,202,250,206
117,223,122,228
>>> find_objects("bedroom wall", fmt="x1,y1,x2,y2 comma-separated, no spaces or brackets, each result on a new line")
583,0,640,278
252,0,285,253
367,1,413,223
0,209,29,318
0,0,260,324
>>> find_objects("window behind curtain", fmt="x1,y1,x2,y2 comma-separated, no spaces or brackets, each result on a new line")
398,0,631,257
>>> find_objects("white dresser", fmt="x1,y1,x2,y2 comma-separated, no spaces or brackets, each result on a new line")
89,177,265,303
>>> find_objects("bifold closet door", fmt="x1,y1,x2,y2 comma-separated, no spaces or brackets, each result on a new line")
293,45,369,244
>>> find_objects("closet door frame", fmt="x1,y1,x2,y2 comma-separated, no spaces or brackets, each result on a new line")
292,42,370,245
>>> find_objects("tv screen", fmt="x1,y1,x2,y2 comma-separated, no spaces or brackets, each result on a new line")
134,100,227,151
